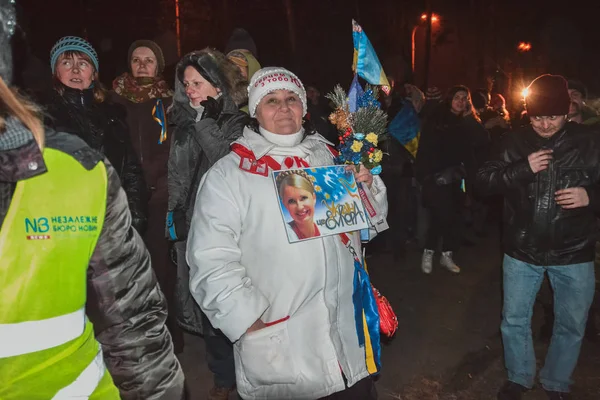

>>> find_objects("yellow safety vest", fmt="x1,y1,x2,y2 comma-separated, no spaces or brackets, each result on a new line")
0,148,120,399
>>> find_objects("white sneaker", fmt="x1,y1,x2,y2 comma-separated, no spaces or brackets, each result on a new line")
421,249,434,274
440,251,461,274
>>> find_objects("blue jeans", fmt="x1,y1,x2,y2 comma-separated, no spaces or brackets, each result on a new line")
501,255,595,392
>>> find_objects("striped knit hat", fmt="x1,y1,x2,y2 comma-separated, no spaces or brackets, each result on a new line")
50,36,99,73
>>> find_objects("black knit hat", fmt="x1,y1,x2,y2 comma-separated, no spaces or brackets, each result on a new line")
567,79,587,99
128,40,165,74
471,90,489,110
225,28,258,58
526,74,570,117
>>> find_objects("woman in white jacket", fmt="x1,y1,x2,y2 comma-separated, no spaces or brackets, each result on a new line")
187,67,388,400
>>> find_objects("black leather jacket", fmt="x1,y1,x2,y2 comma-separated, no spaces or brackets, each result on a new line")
476,122,600,265
44,84,147,233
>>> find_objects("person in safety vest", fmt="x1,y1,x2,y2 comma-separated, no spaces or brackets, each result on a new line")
0,1,185,399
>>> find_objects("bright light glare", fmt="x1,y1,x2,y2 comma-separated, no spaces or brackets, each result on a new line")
420,13,439,22
518,42,532,52
522,88,530,98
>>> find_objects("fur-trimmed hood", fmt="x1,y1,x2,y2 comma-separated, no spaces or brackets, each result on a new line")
171,48,248,109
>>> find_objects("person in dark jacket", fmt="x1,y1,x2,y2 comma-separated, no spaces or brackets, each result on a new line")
477,74,599,400
167,48,248,400
43,36,147,233
416,85,489,274
109,39,183,353
306,85,337,144
0,4,184,396
567,79,599,126
377,83,422,257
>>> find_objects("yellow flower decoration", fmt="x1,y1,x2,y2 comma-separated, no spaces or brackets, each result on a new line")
373,149,383,163
325,193,331,200
314,185,322,192
366,132,378,146
351,140,363,152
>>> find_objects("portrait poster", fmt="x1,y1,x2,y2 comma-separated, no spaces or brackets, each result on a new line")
272,166,369,243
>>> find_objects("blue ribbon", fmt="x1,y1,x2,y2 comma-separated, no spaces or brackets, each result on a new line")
153,98,167,144
166,211,177,241
352,257,382,373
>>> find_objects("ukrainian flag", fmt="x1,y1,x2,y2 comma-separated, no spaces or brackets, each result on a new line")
352,20,391,95
388,100,420,158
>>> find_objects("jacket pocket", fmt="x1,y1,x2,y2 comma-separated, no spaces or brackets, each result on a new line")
557,167,591,190
236,320,298,387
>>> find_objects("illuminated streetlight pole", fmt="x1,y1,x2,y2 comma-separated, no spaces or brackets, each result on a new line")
175,0,181,57
412,13,438,73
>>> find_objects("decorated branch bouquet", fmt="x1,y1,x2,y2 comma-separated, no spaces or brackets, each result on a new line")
326,82,388,174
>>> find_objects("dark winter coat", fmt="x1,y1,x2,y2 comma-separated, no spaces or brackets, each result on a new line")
168,55,249,333
167,97,248,233
0,127,184,399
43,85,148,233
108,92,181,349
307,101,337,144
108,92,172,205
476,122,600,266
416,105,489,187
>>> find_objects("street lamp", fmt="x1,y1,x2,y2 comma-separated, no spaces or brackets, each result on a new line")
412,13,439,72
517,42,532,52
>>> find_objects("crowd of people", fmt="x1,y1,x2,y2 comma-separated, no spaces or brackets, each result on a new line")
1,0,600,399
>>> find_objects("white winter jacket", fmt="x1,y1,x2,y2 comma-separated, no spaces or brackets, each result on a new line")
187,127,388,399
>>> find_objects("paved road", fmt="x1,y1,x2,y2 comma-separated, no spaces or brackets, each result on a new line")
179,226,600,399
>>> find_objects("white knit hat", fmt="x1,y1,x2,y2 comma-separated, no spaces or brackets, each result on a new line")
248,67,307,118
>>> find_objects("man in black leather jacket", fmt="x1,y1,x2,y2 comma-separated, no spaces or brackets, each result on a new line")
477,74,599,400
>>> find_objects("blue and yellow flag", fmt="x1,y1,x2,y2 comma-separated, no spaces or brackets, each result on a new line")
352,20,390,95
152,98,168,144
347,74,364,113
388,100,420,158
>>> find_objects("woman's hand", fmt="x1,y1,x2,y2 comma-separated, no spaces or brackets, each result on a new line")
200,96,222,120
347,164,374,189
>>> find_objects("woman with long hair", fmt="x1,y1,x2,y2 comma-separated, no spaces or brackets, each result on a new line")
416,85,489,274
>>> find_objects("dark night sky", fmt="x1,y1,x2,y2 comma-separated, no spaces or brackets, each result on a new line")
13,0,600,102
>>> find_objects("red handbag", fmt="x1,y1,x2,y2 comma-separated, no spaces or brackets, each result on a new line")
372,286,398,337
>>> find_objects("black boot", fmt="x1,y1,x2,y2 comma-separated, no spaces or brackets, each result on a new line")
497,381,527,400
